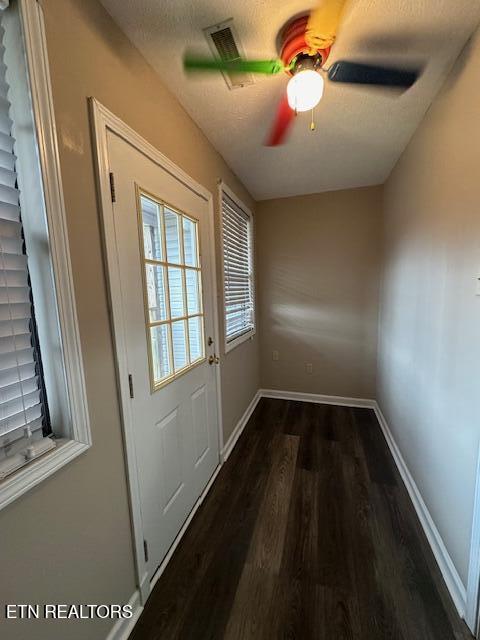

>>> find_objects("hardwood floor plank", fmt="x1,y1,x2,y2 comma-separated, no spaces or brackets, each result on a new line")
280,468,321,584
250,398,290,442
296,402,330,471
370,482,460,640
318,584,364,640
180,434,274,639
130,399,473,640
268,577,363,640
352,407,398,486
246,434,299,572
340,449,400,640
332,406,360,457
175,540,251,640
316,440,355,589
282,400,309,437
130,430,267,640
223,564,277,640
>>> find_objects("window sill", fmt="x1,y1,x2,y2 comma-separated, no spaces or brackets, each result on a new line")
0,438,90,511
225,329,255,354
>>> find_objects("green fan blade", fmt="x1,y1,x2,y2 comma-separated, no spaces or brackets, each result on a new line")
183,55,284,75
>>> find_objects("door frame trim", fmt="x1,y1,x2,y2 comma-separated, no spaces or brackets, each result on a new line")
466,443,480,635
89,98,223,604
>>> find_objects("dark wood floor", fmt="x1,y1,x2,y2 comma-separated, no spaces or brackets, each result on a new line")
130,398,472,640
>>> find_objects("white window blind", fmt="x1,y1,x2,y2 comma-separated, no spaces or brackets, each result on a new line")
0,17,51,474
221,191,254,346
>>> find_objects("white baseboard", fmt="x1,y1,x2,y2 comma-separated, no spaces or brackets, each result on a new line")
105,589,143,640
221,390,262,462
373,402,467,618
260,388,376,409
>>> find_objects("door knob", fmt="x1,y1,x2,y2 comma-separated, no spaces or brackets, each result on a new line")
208,354,220,365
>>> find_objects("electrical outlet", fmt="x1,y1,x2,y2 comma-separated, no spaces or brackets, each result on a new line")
306,363,313,374
272,350,279,361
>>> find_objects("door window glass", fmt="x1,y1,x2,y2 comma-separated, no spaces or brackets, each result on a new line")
139,193,205,389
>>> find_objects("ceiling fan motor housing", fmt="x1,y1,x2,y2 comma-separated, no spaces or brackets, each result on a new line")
279,15,330,75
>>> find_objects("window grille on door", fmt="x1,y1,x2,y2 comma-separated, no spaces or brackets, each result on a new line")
137,190,205,390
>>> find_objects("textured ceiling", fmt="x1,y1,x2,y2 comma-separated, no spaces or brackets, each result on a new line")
99,0,480,200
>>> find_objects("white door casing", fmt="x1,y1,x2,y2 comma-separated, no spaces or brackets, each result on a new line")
90,99,223,602
108,129,220,576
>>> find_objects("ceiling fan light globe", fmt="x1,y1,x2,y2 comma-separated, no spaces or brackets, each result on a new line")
287,69,324,112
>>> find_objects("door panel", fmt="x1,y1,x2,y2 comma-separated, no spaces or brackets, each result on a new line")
158,408,183,511
107,130,220,579
192,384,209,465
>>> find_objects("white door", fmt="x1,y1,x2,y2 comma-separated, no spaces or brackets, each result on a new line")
107,131,220,580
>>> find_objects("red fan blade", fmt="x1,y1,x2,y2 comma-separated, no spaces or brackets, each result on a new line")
265,94,296,146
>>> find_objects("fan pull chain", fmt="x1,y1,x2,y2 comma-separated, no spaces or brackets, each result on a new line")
310,108,316,132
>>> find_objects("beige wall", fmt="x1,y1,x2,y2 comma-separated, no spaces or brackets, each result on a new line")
378,29,480,586
257,187,383,399
3,0,478,636
0,0,259,638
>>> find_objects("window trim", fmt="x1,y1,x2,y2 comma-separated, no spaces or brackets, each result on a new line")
0,0,91,510
219,182,256,354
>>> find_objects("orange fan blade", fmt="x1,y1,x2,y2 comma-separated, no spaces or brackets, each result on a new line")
265,94,296,146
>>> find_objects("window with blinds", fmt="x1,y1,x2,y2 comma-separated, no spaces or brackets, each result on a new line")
0,16,52,477
221,189,255,349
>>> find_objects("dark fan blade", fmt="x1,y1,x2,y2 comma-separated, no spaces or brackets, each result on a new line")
328,60,420,88
184,55,284,75
265,94,296,146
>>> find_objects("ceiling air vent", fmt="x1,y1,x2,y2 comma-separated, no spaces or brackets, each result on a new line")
204,19,254,90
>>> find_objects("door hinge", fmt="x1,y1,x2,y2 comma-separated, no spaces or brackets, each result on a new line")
143,539,149,563
128,374,134,399
109,171,116,203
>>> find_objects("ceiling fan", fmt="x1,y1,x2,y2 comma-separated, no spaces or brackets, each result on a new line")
183,0,421,145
